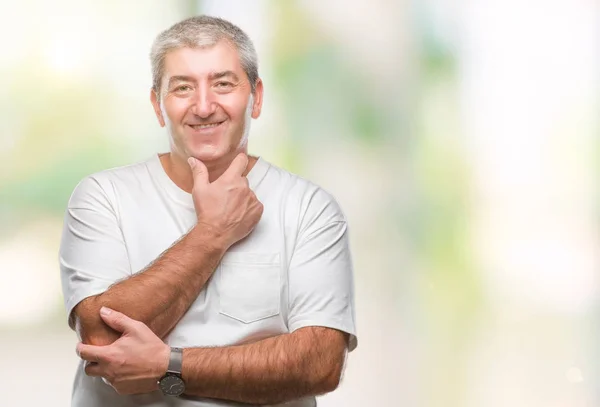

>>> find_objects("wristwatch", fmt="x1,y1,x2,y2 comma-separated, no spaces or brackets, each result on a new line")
158,347,186,396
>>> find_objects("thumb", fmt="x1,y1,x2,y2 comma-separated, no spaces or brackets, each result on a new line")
99,307,137,334
188,157,209,186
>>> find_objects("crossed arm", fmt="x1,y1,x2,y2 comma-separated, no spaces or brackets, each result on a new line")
70,222,349,404
182,326,347,404
78,308,348,405
73,225,227,346
70,154,254,346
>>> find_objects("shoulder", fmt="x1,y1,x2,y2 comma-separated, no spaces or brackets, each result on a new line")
67,157,154,210
261,160,346,231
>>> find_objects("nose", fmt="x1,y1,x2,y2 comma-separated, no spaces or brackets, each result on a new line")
190,85,217,118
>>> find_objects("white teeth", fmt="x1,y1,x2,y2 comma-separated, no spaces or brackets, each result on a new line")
191,123,220,129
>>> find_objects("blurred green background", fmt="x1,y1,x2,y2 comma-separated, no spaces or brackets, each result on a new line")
0,0,598,406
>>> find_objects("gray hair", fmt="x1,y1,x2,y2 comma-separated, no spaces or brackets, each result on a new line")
150,15,259,96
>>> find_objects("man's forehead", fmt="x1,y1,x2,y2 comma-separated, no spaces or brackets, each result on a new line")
162,43,243,79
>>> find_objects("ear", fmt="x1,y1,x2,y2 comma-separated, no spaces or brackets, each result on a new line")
150,89,166,127
251,78,264,119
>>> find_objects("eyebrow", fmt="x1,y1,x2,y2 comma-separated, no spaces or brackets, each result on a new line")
167,75,196,87
167,71,240,88
209,71,239,81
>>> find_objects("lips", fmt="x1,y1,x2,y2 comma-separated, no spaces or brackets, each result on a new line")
187,120,225,130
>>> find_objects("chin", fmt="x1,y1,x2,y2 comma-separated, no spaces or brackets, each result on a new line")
188,146,233,163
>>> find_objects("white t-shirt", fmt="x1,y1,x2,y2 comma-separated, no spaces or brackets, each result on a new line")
59,154,357,407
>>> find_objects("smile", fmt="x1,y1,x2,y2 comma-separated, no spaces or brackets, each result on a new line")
188,121,225,130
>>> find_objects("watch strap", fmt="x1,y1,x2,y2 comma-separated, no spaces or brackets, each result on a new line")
168,347,183,374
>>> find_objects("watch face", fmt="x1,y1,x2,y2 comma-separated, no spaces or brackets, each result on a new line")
159,374,185,396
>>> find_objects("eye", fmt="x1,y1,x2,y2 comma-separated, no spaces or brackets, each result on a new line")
215,81,233,88
174,85,193,92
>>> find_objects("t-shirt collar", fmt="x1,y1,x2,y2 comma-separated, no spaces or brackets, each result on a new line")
147,153,269,208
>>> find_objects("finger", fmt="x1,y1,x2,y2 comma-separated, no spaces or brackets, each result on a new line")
77,343,110,363
99,307,139,334
221,153,248,180
188,157,209,186
84,362,105,377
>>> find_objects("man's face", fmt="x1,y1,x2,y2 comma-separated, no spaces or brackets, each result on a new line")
151,41,263,163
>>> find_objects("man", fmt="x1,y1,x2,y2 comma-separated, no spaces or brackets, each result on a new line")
60,15,357,407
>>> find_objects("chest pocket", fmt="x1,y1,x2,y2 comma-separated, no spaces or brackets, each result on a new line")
218,252,281,323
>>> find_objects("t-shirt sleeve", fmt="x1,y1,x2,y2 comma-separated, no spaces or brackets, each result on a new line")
59,176,131,329
287,195,358,351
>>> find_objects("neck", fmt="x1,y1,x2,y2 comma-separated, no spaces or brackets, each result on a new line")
159,151,258,193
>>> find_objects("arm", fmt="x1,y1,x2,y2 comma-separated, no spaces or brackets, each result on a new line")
78,311,348,403
181,326,349,404
74,225,226,345
69,154,262,346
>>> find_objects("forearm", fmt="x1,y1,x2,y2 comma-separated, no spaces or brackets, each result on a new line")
181,327,347,405
77,225,227,344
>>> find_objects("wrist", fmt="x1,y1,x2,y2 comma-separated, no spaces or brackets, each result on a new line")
158,346,186,397
189,223,229,252
156,342,170,379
